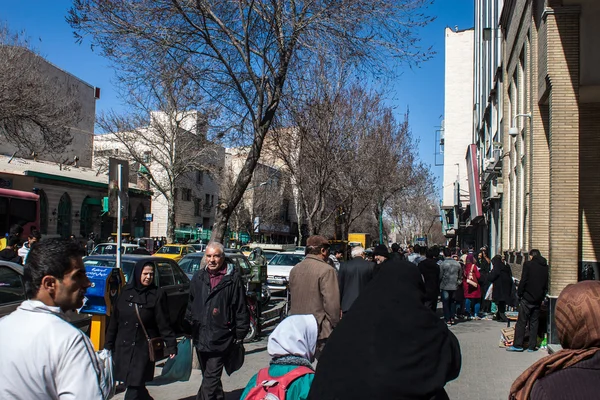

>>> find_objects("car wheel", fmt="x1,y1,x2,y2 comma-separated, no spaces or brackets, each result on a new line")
244,318,257,342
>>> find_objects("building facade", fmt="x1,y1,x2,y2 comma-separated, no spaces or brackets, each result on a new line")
441,27,475,247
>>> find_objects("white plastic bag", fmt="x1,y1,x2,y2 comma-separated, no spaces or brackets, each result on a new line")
485,284,494,301
96,349,116,399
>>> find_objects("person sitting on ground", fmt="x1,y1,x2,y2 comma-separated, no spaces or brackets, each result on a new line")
509,280,600,400
241,315,317,400
307,259,461,400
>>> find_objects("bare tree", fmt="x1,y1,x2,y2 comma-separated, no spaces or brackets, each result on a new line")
68,0,434,242
94,70,220,243
0,24,81,158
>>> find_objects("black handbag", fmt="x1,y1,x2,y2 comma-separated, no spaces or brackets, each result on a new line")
224,340,245,376
134,304,166,362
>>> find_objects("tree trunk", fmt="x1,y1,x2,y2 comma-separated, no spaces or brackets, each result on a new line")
167,198,176,244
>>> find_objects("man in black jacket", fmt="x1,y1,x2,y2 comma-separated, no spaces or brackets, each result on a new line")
338,246,374,315
507,249,549,352
418,246,441,312
185,242,249,400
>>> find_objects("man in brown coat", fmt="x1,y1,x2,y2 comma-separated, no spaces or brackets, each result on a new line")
289,235,340,358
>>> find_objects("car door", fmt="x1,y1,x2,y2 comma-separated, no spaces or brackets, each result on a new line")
0,265,26,318
156,260,188,331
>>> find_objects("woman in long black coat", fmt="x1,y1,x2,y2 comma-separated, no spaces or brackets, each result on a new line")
487,255,514,323
105,262,177,400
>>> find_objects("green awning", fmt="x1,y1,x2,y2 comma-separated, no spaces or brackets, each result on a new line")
83,197,102,206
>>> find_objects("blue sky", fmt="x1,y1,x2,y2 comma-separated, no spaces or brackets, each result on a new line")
1,0,474,182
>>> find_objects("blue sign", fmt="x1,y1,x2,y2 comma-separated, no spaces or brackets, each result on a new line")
81,266,124,316
144,213,153,222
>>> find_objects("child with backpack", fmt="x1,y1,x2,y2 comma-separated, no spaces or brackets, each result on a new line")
240,315,317,400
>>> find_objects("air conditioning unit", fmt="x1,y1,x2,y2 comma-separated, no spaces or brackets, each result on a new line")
490,182,504,199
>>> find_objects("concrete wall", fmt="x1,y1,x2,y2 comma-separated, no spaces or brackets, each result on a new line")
443,27,475,208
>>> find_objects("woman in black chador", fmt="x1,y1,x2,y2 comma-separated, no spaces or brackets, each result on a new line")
105,263,177,400
308,259,462,400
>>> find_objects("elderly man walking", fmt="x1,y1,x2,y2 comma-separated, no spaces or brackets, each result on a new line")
289,235,340,359
185,241,249,400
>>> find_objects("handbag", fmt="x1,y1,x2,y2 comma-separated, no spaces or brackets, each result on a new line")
134,304,166,362
466,266,478,288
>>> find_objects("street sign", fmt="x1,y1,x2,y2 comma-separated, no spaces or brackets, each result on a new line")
144,213,153,222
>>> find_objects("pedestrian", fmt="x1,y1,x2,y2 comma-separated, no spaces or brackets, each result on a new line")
509,281,600,400
439,249,462,326
87,234,96,255
240,315,317,400
389,243,403,261
507,249,549,352
104,262,177,399
184,241,249,400
0,236,23,263
418,246,441,313
18,228,41,264
338,246,374,315
327,249,340,270
371,244,389,277
487,255,513,323
463,254,482,319
478,248,492,314
307,259,461,400
0,223,22,250
289,235,340,360
0,238,108,399
453,255,467,319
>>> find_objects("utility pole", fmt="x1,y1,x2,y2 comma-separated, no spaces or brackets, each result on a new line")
116,163,123,268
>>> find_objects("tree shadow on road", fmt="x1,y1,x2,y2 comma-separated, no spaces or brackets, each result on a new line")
178,388,243,400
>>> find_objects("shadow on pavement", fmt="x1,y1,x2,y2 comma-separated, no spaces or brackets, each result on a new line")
245,346,267,355
177,388,243,400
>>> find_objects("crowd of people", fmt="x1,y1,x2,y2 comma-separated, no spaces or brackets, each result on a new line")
1,232,598,400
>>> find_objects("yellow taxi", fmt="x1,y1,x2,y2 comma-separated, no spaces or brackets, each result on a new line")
154,244,196,263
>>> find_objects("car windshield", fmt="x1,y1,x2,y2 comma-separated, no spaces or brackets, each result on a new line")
157,246,181,255
269,254,304,266
264,251,278,262
91,244,117,255
191,244,204,251
83,259,137,283
179,257,203,276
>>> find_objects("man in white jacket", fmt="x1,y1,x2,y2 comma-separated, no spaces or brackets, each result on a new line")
0,238,107,399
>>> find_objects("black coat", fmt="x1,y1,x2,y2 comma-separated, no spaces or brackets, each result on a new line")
338,257,374,313
418,258,441,304
518,255,549,304
105,286,177,386
184,266,249,353
478,258,491,297
487,257,513,304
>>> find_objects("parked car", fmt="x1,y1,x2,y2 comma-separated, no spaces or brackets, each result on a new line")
266,251,306,292
178,251,252,280
263,250,280,263
154,244,196,263
190,243,206,253
0,261,92,333
83,255,190,333
90,243,142,255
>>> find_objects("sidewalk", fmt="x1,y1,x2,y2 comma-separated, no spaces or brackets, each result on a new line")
445,318,546,400
114,319,546,400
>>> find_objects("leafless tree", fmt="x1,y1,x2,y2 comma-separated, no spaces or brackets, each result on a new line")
68,0,434,242
94,69,220,243
0,24,81,158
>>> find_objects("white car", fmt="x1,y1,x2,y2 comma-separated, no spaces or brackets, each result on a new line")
267,251,305,292
89,243,144,255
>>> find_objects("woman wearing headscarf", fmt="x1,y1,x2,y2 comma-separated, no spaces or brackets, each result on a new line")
105,262,177,400
241,315,317,400
463,254,482,319
487,255,513,322
307,260,461,400
477,248,492,314
509,280,600,400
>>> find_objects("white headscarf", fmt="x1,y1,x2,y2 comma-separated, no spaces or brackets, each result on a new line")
267,315,318,361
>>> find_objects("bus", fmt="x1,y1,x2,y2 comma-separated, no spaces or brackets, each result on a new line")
0,188,40,239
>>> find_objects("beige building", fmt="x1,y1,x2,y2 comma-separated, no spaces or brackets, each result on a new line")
441,27,475,244
93,111,224,240
494,0,600,294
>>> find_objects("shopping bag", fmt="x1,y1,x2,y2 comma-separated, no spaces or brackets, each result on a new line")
148,338,193,385
96,349,116,399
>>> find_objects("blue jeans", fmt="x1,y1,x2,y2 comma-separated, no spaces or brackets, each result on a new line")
441,290,455,323
465,298,481,317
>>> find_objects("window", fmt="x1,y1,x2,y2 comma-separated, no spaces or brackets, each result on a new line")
235,257,252,275
194,198,201,216
204,194,211,209
172,264,189,284
211,195,215,206
196,171,204,184
181,188,192,201
0,266,26,305
157,262,175,287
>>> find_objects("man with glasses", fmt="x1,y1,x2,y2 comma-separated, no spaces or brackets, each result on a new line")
289,235,340,359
